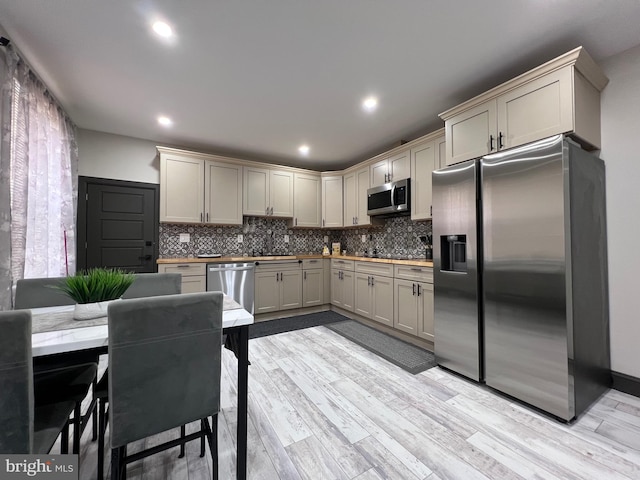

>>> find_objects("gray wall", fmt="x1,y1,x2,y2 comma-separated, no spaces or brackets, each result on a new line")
76,44,640,379
600,43,640,379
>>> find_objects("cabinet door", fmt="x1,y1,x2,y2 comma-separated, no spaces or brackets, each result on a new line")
330,269,343,307
417,282,434,342
388,150,410,182
341,271,355,312
302,268,324,307
370,160,389,187
354,273,373,318
435,135,447,170
497,67,573,151
280,269,302,310
293,173,321,227
181,275,207,294
355,167,371,227
160,154,204,223
270,170,294,217
204,161,243,225
322,176,343,228
371,275,394,326
410,140,436,221
343,172,357,227
255,271,279,314
394,279,418,335
445,100,497,165
243,167,270,216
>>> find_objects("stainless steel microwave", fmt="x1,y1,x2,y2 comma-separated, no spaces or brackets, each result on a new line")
367,178,410,216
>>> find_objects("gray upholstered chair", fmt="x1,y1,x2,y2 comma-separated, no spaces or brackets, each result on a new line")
96,272,182,479
14,277,74,309
121,273,181,299
107,292,223,480
14,276,99,454
0,310,95,454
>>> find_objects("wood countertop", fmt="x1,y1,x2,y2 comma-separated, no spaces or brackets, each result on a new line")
158,255,433,268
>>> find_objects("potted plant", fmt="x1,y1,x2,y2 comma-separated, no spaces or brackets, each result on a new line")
57,268,135,320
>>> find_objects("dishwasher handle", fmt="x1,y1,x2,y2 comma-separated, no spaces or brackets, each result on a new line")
208,265,255,272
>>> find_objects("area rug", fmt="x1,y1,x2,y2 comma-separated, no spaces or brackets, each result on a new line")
325,320,437,375
249,310,346,339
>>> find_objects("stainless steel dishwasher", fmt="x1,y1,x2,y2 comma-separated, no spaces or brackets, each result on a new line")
207,263,255,314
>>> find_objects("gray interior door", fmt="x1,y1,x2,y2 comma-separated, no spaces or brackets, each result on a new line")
77,177,159,273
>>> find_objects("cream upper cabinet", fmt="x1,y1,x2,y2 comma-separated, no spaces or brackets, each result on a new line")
204,161,243,225
344,167,371,227
243,167,293,217
370,150,410,187
321,176,343,228
292,173,321,228
160,153,205,223
441,47,607,166
436,135,447,169
410,139,437,221
270,170,294,217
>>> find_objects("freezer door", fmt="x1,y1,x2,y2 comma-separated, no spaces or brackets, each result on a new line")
433,160,482,381
482,135,572,420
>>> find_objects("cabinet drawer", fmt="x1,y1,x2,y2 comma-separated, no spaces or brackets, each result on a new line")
302,258,323,269
355,261,394,277
256,261,301,272
158,263,206,276
331,258,355,271
394,265,433,283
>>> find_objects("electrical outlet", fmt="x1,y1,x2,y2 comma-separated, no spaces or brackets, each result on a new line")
237,234,243,243
284,235,290,243
179,233,190,243
323,235,329,243
361,234,367,243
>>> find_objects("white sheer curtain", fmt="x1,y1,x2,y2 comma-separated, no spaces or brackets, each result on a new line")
2,46,78,302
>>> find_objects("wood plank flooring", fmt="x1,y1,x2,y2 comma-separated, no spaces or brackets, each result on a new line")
74,326,640,479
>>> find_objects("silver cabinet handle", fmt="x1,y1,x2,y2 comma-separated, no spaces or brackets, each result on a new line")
200,212,203,222
295,217,297,226
309,260,318,263
355,217,358,225
266,207,269,215
417,284,422,296
413,283,416,295
270,207,274,215
304,271,307,280
371,276,374,286
206,212,209,222
367,276,371,286
410,268,422,272
323,219,325,227
177,264,191,268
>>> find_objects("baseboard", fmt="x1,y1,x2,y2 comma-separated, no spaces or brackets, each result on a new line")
255,304,330,322
612,371,640,398
329,305,434,352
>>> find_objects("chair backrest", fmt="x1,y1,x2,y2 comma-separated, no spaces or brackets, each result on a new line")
108,292,223,449
121,273,182,299
0,310,33,454
14,277,73,309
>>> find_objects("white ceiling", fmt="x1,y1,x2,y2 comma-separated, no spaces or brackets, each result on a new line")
1,0,640,170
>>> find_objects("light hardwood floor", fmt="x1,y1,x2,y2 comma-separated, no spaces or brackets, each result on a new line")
76,326,640,479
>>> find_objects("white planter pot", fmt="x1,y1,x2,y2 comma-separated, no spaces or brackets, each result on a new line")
73,299,117,321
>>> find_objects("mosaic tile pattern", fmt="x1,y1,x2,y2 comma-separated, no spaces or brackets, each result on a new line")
159,216,432,259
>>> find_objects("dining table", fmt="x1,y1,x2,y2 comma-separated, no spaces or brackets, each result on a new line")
30,295,253,480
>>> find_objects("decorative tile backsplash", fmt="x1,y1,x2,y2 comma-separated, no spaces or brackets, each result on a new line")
160,216,432,260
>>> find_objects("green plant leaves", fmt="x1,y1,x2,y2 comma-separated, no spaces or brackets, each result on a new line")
56,268,135,304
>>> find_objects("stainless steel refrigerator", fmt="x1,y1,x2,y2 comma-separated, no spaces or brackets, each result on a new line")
432,134,610,421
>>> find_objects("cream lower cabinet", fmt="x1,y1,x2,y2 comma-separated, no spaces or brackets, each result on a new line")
354,262,394,327
302,260,324,307
330,259,354,312
255,262,302,314
157,263,207,293
441,48,607,166
393,265,434,341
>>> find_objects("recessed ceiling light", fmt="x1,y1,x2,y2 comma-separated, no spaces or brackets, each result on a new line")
362,96,378,112
158,116,173,127
152,21,173,38
298,145,310,155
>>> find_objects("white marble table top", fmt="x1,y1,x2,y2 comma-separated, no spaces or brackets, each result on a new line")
31,297,254,357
